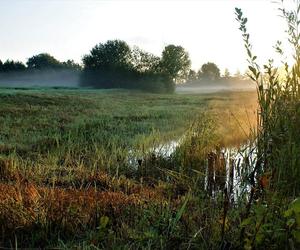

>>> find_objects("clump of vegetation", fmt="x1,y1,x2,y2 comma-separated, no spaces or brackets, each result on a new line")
233,1,300,248
80,40,191,93
236,1,300,195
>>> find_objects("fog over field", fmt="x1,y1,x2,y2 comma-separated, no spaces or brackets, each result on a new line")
0,71,256,94
176,80,255,93
0,70,80,88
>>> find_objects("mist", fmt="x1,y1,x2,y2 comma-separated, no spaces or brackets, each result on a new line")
176,79,255,94
0,70,80,88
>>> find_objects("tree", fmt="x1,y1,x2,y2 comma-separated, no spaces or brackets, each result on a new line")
199,62,220,81
131,46,160,73
234,69,243,79
2,60,26,72
61,60,82,71
81,40,175,93
160,45,191,83
83,40,132,71
27,53,62,70
0,60,3,72
187,69,197,82
81,40,134,88
223,68,231,78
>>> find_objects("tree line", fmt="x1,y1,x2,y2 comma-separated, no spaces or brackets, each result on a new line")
0,40,246,93
0,54,81,72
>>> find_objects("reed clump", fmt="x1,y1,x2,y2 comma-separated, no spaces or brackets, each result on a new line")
236,1,300,196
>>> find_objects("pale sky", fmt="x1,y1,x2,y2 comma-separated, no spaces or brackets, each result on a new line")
0,0,290,73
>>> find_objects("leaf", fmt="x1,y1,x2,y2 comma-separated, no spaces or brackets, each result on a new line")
241,217,252,227
249,66,257,75
290,198,300,213
287,218,296,228
99,216,109,229
296,214,300,226
292,229,300,243
247,48,252,59
255,232,264,244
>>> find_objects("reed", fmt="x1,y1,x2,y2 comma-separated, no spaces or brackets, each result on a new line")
236,0,300,196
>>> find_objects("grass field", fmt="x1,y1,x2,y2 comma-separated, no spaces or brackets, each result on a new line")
0,88,277,249
0,88,257,178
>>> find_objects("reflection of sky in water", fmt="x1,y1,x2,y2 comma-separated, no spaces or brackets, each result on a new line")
128,137,257,202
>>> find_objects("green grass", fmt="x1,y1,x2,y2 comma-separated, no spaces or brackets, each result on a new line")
0,88,256,180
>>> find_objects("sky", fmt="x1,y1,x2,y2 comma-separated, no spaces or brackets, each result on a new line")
0,0,291,74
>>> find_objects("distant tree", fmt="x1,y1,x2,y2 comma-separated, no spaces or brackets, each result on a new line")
83,40,132,71
234,69,243,79
2,60,26,72
61,60,82,71
27,53,62,70
0,60,3,72
160,45,191,83
223,68,231,78
81,40,175,93
131,46,160,73
198,62,220,81
81,40,134,88
187,69,197,82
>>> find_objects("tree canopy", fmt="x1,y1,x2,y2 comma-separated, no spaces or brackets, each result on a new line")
83,40,132,71
160,45,191,83
198,62,220,81
61,60,82,71
26,53,81,71
27,53,62,70
81,40,174,93
1,60,26,72
131,46,160,73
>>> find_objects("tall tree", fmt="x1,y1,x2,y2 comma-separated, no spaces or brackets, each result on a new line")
160,45,191,83
81,40,134,88
199,62,220,81
131,46,160,73
223,68,231,78
27,53,62,70
83,40,132,71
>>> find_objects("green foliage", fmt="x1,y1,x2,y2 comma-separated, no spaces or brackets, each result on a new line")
131,46,160,73
1,60,26,72
284,198,300,244
61,60,82,71
83,40,132,71
26,53,81,71
236,2,300,195
27,53,62,70
81,40,175,93
160,44,191,83
198,62,221,81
